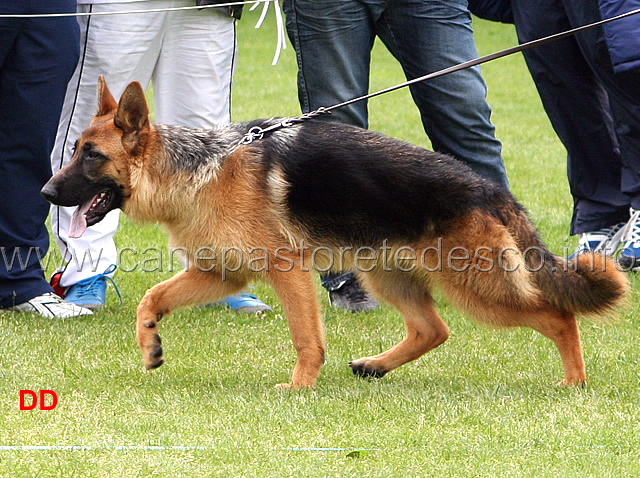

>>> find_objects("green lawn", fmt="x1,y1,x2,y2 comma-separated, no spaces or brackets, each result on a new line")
1,10,639,477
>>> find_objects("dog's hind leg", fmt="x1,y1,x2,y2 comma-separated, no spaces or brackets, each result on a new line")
267,266,325,389
349,274,449,378
524,310,587,386
136,270,246,370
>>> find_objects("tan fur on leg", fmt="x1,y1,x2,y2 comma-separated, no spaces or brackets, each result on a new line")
267,264,325,389
350,273,449,378
136,270,246,370
526,311,586,386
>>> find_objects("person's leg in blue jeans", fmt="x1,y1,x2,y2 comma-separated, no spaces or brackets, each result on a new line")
284,0,386,311
284,0,507,186
284,0,381,128
0,0,90,317
377,0,508,188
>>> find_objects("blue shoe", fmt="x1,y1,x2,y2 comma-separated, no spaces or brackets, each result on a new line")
64,264,121,309
618,208,640,271
571,222,625,259
217,292,272,314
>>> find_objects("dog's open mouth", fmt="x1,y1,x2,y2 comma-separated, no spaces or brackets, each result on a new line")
69,190,116,238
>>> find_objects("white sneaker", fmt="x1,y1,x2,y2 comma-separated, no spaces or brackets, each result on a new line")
573,222,626,257
10,292,93,319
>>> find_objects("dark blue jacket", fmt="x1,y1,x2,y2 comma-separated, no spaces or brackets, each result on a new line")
598,0,640,73
469,0,640,73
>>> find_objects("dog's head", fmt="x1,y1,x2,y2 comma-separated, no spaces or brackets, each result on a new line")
42,76,150,238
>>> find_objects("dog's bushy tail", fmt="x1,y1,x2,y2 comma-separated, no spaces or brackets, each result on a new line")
534,252,629,317
511,208,629,318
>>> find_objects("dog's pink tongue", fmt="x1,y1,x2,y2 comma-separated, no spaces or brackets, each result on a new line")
69,197,94,238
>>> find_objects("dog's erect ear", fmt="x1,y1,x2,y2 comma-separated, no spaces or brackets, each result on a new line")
114,81,150,156
96,75,118,117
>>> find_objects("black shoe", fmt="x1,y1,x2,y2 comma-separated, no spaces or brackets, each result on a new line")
323,272,379,313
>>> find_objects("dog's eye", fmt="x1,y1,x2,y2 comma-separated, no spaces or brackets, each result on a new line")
85,151,102,161
82,144,105,162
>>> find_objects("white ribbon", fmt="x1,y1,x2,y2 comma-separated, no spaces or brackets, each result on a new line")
251,0,287,65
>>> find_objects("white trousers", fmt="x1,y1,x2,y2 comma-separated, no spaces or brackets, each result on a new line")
51,0,237,286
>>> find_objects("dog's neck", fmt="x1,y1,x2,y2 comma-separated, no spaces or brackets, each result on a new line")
154,124,242,173
124,123,244,225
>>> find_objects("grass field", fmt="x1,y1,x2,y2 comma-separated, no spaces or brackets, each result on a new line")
2,9,640,477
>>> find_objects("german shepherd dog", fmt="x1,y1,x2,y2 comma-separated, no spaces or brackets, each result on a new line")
42,77,628,388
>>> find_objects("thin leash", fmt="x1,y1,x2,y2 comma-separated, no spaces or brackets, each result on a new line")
240,6,640,145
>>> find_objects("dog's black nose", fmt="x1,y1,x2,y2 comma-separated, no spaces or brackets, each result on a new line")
41,183,58,203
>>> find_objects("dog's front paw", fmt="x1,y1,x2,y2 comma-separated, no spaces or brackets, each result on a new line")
349,359,387,378
143,334,164,370
145,358,164,370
